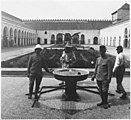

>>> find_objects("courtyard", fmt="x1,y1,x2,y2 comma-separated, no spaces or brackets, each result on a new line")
1,75,130,119
1,44,130,119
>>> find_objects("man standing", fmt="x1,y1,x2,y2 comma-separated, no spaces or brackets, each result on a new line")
59,42,76,85
91,45,112,109
60,42,76,68
27,44,51,99
113,46,127,99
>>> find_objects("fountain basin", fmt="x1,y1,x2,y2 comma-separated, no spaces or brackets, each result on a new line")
53,68,89,82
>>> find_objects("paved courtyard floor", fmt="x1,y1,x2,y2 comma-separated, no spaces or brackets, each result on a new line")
1,76,130,119
1,45,130,119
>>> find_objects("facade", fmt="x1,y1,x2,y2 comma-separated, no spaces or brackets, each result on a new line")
1,12,37,48
22,19,112,45
1,3,130,49
100,3,130,48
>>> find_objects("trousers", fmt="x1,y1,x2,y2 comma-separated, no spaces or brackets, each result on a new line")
97,80,109,104
115,65,126,93
29,73,42,96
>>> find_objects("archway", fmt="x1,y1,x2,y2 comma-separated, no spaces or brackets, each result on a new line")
18,30,21,46
28,33,30,45
81,34,85,44
24,32,26,46
3,26,8,47
124,28,128,48
27,32,29,45
56,33,63,44
37,37,41,44
124,39,128,48
93,37,98,44
14,29,17,46
9,28,13,47
21,31,24,46
51,34,55,44
72,34,79,44
64,33,71,44
25,32,27,45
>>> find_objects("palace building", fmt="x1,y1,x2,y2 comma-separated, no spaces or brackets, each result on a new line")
100,3,130,48
1,3,130,49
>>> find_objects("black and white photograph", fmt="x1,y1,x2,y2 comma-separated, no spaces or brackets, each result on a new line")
1,0,130,119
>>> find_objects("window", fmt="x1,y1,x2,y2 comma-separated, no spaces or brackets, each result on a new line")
110,37,112,46
107,37,108,46
45,31,47,34
119,36,121,45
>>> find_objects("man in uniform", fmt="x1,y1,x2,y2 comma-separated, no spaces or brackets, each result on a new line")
27,44,51,99
91,45,112,109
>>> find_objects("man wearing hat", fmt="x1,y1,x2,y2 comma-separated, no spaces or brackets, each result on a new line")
113,46,127,99
60,42,76,68
27,44,51,99
59,42,76,85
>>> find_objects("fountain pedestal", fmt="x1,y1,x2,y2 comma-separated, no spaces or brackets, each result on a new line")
53,68,89,101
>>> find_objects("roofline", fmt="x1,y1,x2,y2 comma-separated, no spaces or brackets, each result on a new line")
101,18,129,30
111,3,130,15
23,19,112,22
1,11,22,22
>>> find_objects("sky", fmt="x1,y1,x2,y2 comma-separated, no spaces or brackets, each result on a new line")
1,0,130,20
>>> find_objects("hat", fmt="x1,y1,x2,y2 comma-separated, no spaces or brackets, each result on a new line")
35,44,42,50
116,46,123,50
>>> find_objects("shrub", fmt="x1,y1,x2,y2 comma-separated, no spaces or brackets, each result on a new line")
1,48,130,68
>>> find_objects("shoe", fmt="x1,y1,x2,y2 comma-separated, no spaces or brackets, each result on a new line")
28,95,32,99
97,102,103,106
59,82,64,86
120,93,127,100
102,104,109,109
115,90,122,94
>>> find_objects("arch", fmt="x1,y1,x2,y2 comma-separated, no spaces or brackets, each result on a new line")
30,33,32,45
14,29,17,46
93,37,98,45
64,33,71,44
128,29,130,48
23,31,26,46
24,31,27,45
124,28,128,48
37,37,41,44
32,34,34,45
106,37,108,46
51,34,55,44
18,30,21,46
110,37,112,46
119,36,121,46
9,28,13,47
27,32,29,45
28,33,30,45
3,26,8,47
104,37,105,45
113,37,116,47
56,33,63,44
124,39,128,48
72,34,79,44
29,33,31,45
81,34,85,44
21,31,24,46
